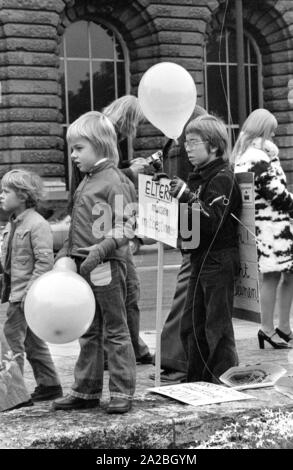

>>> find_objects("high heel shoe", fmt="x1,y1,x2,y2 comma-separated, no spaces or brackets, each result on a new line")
275,328,293,343
257,329,289,349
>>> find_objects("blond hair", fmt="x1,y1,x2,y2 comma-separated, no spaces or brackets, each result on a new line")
232,108,278,162
103,95,144,139
185,114,230,160
1,169,44,208
67,111,119,165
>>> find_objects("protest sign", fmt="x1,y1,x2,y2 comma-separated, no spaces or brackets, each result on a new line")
233,172,261,322
149,382,253,407
137,174,178,248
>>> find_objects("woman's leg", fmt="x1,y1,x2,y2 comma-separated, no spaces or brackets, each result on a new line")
276,272,293,335
260,271,281,335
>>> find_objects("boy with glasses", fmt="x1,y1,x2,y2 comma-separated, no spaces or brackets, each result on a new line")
169,114,242,383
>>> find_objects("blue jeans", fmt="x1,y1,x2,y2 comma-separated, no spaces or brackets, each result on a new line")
3,302,61,386
180,248,239,383
71,259,136,400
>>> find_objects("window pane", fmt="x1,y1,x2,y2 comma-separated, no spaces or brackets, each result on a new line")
206,31,226,62
59,60,66,122
114,37,124,61
229,65,238,123
60,37,64,58
248,41,257,64
250,66,259,111
67,60,91,122
117,62,126,97
228,30,237,63
207,65,228,122
92,62,115,110
245,66,251,113
66,21,89,58
90,23,114,59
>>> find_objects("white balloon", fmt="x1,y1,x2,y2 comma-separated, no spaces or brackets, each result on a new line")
138,62,197,139
24,262,95,344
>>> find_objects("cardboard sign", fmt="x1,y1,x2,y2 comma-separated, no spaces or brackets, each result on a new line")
137,174,178,248
233,172,261,321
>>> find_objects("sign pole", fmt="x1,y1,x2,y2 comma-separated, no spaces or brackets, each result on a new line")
155,241,164,387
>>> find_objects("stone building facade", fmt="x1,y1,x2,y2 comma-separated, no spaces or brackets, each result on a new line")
1,0,293,209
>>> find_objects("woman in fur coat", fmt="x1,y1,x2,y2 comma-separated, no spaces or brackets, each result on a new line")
233,108,293,349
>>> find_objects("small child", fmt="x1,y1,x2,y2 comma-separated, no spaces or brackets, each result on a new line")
169,115,242,383
53,111,136,414
0,169,62,402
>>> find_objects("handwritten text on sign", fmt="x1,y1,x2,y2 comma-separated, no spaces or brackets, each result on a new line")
137,174,178,248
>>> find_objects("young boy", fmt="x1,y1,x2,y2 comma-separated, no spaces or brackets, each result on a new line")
0,169,62,402
169,115,242,383
53,111,136,414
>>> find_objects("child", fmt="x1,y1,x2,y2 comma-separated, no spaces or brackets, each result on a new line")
53,111,136,414
0,169,62,402
233,108,293,349
169,115,242,383
69,96,152,366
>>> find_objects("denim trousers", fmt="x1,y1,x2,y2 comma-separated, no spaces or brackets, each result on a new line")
71,259,136,400
104,253,150,361
180,248,239,383
3,302,61,386
125,254,150,359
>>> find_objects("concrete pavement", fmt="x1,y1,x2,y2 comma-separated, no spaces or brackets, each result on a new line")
1,312,293,449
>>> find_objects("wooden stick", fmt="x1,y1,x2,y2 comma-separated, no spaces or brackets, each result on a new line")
155,241,164,387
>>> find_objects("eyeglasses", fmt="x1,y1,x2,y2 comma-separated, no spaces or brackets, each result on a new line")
184,139,207,148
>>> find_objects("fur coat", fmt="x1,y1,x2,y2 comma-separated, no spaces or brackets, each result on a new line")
234,138,293,273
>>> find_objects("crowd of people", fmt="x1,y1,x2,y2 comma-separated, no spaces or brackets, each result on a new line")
1,94,293,414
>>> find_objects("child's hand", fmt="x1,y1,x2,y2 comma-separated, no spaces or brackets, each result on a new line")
79,246,103,277
169,177,197,203
78,239,117,277
21,294,26,311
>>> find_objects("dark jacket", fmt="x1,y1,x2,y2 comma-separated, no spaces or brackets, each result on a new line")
182,158,242,254
58,160,137,261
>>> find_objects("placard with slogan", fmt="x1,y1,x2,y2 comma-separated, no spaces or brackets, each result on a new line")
137,174,178,248
233,172,261,322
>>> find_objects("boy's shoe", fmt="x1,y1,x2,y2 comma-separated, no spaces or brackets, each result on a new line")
106,397,132,414
52,395,100,411
136,353,154,365
31,384,63,402
149,370,186,384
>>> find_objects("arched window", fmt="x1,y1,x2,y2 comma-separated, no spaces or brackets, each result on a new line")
59,20,129,184
204,28,263,144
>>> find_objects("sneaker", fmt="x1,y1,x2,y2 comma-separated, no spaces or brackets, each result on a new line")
136,353,154,365
31,384,63,402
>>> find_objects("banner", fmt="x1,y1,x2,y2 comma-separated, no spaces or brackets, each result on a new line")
233,172,261,322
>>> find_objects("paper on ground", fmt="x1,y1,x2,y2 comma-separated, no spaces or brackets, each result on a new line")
148,382,254,407
220,362,286,390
